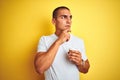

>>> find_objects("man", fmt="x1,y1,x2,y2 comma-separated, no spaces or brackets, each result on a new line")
34,6,90,80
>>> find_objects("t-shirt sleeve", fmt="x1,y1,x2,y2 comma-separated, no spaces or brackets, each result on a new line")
81,40,88,61
37,36,47,52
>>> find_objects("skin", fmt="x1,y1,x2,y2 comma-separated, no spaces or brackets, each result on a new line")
34,9,90,74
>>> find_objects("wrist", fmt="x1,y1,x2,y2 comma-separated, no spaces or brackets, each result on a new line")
80,60,85,67
77,59,85,67
55,39,62,45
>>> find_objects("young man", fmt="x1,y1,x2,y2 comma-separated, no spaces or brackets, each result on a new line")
34,6,90,80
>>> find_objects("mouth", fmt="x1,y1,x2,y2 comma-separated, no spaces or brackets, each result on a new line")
65,25,71,28
65,25,71,32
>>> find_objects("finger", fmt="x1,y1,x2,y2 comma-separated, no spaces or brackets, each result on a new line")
69,57,80,64
67,29,71,33
63,29,71,33
70,56,83,65
66,35,70,42
72,59,81,65
69,52,81,58
68,55,81,61
69,50,79,54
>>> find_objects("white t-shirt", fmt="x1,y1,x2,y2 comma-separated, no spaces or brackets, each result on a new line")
37,34,87,80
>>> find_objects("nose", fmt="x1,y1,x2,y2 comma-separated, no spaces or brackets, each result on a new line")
67,17,71,24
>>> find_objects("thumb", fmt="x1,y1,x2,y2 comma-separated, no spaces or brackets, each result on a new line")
63,29,71,33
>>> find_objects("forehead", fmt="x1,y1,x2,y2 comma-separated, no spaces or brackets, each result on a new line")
57,9,71,16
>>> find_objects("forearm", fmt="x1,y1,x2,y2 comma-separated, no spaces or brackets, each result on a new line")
34,40,61,74
77,59,90,73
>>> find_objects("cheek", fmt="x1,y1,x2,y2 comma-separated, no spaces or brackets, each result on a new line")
61,21,66,25
57,20,66,26
58,21,65,25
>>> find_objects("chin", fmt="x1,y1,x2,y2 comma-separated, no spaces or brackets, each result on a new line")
66,27,71,30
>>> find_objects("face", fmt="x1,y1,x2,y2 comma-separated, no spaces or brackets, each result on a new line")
52,9,72,32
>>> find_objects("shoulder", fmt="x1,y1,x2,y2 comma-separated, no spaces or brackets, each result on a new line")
39,34,57,44
40,34,55,40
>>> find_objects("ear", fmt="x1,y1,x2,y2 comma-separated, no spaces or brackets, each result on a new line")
52,18,56,25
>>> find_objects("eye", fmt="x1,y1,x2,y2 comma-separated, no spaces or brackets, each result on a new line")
60,15,72,20
61,15,67,19
70,15,72,19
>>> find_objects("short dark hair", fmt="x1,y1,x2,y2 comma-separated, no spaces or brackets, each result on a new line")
52,6,70,18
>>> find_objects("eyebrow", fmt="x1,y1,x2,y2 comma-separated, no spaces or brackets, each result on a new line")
60,15,72,19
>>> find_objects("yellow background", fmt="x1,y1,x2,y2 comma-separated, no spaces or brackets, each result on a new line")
0,0,120,80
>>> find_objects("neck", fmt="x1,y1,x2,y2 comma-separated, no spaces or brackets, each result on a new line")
55,30,62,37
55,29,71,37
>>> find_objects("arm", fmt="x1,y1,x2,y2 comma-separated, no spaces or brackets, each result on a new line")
34,30,70,74
34,40,61,74
77,59,90,73
68,50,90,73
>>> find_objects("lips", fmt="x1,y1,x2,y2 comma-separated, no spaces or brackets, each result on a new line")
65,25,71,27
65,25,71,32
